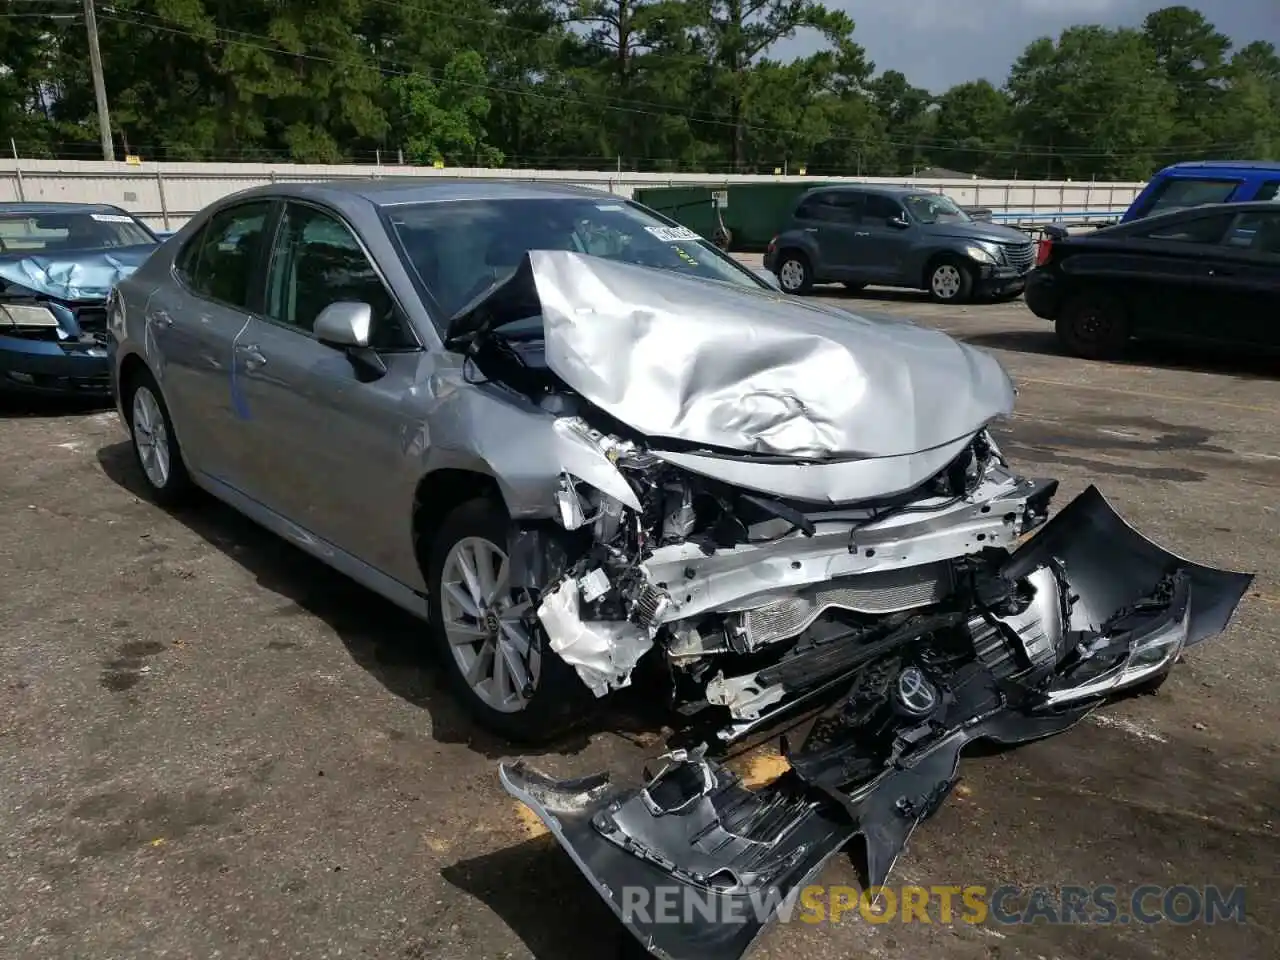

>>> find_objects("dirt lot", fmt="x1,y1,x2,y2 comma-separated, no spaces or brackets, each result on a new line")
2,281,1277,960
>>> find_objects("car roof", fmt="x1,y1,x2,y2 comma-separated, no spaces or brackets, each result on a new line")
802,184,926,198
1154,160,1280,176
0,201,133,216
228,178,621,208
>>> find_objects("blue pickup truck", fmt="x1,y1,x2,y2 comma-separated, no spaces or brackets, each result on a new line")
1121,161,1280,223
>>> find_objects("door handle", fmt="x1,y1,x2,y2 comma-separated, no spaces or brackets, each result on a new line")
1207,267,1235,277
854,231,871,237
804,227,818,233
236,343,267,370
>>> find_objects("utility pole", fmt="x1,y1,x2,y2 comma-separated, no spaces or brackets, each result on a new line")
83,0,114,160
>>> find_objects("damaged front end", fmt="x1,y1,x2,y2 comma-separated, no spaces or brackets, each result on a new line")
459,251,1252,959
503,486,1252,960
0,245,154,396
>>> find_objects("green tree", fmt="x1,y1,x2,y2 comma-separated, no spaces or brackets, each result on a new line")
933,80,1011,176
0,5,60,156
865,70,934,173
1216,41,1280,159
1007,26,1176,179
697,1,856,170
391,52,504,166
1142,5,1233,157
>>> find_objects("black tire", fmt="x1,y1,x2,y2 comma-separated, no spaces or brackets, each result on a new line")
774,250,813,295
926,256,975,304
123,368,195,507
1056,291,1131,360
425,498,582,743
842,281,867,293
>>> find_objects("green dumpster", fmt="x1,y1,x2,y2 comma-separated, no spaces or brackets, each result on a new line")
633,182,843,252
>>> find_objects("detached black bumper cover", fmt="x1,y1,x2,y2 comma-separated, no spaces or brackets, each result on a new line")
499,486,1253,960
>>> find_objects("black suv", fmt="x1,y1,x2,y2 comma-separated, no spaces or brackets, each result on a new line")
764,185,1037,303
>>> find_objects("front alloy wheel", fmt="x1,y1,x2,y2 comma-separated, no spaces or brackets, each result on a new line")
439,535,540,714
427,498,581,742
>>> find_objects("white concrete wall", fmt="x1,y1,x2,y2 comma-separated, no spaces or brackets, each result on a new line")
0,159,1147,232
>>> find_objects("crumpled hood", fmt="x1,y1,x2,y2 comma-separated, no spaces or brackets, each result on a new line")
454,250,1016,460
0,244,156,301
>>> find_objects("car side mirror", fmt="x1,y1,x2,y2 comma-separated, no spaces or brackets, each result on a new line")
315,301,372,348
889,215,911,229
314,301,388,380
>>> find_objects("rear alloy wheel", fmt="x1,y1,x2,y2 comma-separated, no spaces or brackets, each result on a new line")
126,371,194,507
927,258,974,304
775,252,813,294
1056,292,1130,360
427,498,579,742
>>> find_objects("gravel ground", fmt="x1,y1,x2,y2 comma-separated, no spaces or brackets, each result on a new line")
2,277,1277,960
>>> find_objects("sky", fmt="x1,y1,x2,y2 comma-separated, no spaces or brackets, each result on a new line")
777,0,1280,92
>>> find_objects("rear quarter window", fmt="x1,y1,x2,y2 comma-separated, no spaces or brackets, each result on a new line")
1136,212,1235,244
1252,180,1280,202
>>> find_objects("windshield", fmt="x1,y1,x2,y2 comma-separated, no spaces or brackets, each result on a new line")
0,211,155,254
386,197,763,318
903,194,970,225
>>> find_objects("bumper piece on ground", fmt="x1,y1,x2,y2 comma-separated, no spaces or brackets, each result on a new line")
500,486,1253,960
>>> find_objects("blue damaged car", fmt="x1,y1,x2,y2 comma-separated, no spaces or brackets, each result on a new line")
0,202,159,397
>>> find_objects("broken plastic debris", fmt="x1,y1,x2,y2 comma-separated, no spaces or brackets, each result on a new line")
536,579,654,697
554,475,586,530
578,567,611,604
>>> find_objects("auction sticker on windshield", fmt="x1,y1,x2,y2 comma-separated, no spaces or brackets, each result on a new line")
645,225,702,243
90,213,136,223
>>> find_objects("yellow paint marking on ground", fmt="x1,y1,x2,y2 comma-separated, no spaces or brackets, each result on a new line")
513,801,550,839
728,748,793,789
1014,376,1275,415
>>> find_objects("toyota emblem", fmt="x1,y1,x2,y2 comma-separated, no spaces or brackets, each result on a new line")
896,666,939,717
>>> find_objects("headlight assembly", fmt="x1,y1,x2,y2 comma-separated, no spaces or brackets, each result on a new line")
0,303,60,330
554,473,629,542
962,244,1001,265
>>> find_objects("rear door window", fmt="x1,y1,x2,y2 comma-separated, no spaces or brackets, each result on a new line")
1141,178,1241,218
182,202,272,309
795,192,860,223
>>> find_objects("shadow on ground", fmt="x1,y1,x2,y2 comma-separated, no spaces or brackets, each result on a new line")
95,439,671,762
441,836,639,960
0,392,113,419
962,328,1280,381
